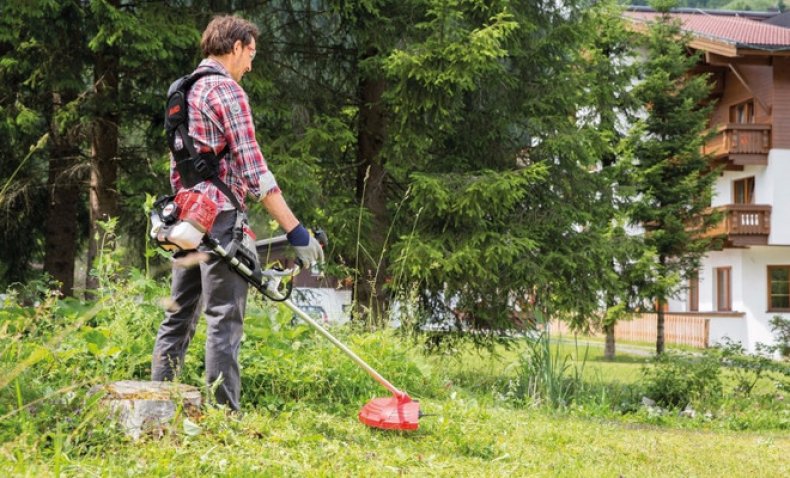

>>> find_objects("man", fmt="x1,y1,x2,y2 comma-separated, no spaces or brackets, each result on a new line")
151,15,323,411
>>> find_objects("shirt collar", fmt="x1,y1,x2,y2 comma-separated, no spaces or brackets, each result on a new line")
197,58,231,77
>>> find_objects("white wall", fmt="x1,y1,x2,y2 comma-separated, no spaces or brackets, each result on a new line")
767,149,790,244
708,317,748,347
738,246,790,350
695,246,790,352
666,293,686,312
711,148,790,245
697,249,742,313
695,148,790,351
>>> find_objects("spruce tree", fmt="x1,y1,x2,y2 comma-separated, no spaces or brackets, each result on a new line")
386,1,635,343
625,1,721,354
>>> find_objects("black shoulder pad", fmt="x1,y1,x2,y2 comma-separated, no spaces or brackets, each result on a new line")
164,70,223,132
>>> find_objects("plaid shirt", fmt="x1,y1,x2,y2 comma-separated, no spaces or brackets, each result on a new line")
170,59,279,210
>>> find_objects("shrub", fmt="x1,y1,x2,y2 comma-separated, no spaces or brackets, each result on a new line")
641,352,722,408
767,315,790,359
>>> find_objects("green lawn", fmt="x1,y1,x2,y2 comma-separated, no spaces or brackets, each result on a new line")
1,313,788,477
2,398,787,477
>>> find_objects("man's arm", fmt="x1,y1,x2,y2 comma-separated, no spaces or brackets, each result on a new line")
261,191,324,268
260,191,299,233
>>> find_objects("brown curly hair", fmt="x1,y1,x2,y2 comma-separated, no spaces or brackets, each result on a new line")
200,15,259,57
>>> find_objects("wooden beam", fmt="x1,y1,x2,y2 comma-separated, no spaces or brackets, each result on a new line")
727,63,772,114
737,49,790,57
690,38,738,57
705,52,772,66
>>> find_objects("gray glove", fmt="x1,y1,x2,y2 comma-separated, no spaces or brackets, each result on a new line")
294,235,324,269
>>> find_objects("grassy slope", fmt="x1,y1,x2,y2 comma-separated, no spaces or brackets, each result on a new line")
1,340,787,477
2,401,787,477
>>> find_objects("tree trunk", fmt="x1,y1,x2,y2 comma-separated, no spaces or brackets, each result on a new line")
44,91,81,297
604,322,616,360
656,298,666,355
656,254,667,355
354,50,389,325
86,50,119,294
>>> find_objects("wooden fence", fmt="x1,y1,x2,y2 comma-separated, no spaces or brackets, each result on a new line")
551,313,711,348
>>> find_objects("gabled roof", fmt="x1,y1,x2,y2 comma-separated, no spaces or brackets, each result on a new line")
624,10,790,56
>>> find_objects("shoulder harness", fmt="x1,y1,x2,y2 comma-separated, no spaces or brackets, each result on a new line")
164,69,242,211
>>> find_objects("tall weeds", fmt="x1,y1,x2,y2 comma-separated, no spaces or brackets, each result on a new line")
510,312,591,408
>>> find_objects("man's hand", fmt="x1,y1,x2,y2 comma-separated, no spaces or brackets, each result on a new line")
294,235,324,269
287,224,325,269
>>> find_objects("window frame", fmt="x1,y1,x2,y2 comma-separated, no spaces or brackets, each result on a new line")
767,265,790,312
688,273,699,312
729,99,755,124
715,266,732,312
732,176,755,205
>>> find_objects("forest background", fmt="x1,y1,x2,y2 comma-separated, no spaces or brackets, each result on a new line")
1,0,784,343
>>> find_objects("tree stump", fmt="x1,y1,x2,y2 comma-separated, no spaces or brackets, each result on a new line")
91,380,202,440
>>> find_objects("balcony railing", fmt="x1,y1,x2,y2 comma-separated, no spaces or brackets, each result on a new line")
704,204,771,247
703,123,771,168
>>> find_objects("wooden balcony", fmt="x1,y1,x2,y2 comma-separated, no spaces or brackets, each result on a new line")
704,204,771,247
703,123,771,170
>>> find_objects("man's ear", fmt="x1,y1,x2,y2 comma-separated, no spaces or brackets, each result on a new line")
233,39,243,55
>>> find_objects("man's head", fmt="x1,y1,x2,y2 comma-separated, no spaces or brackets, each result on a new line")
201,15,258,82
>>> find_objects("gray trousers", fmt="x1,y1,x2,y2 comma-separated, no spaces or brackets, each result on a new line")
151,210,248,411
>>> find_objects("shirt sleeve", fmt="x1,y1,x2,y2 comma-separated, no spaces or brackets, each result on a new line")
170,154,182,192
205,80,280,199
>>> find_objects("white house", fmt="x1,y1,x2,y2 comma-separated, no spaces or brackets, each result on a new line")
626,9,790,352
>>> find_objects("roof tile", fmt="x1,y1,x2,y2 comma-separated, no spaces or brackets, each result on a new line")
625,12,790,48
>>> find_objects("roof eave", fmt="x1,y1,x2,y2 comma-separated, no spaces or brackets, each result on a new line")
735,45,790,56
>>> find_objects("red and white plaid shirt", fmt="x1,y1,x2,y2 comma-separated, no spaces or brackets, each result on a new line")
170,59,280,211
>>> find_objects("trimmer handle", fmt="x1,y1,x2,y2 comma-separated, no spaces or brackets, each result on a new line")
313,228,329,249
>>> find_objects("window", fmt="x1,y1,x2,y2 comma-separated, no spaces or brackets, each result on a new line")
768,266,790,311
688,274,699,312
733,177,755,204
715,267,731,312
729,100,754,124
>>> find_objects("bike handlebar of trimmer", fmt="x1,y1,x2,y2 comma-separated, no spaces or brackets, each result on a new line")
255,229,328,250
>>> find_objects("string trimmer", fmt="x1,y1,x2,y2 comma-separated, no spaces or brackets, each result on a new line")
204,231,422,431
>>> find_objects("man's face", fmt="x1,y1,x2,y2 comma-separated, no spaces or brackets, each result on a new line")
230,38,256,82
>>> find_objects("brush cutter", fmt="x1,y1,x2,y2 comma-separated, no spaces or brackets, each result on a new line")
200,231,422,431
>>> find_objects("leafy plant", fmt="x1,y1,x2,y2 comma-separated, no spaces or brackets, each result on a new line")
711,339,781,396
641,352,722,408
509,312,591,408
238,302,443,412
767,315,790,359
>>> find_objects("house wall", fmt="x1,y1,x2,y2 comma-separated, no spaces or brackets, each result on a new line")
711,148,790,245
709,63,773,129
706,57,790,149
708,316,748,347
773,57,790,149
766,148,790,245
690,247,790,352
686,57,790,352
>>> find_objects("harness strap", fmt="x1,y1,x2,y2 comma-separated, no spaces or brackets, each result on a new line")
167,69,243,211
175,121,243,211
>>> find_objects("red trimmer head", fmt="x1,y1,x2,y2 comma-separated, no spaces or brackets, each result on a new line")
358,394,421,431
